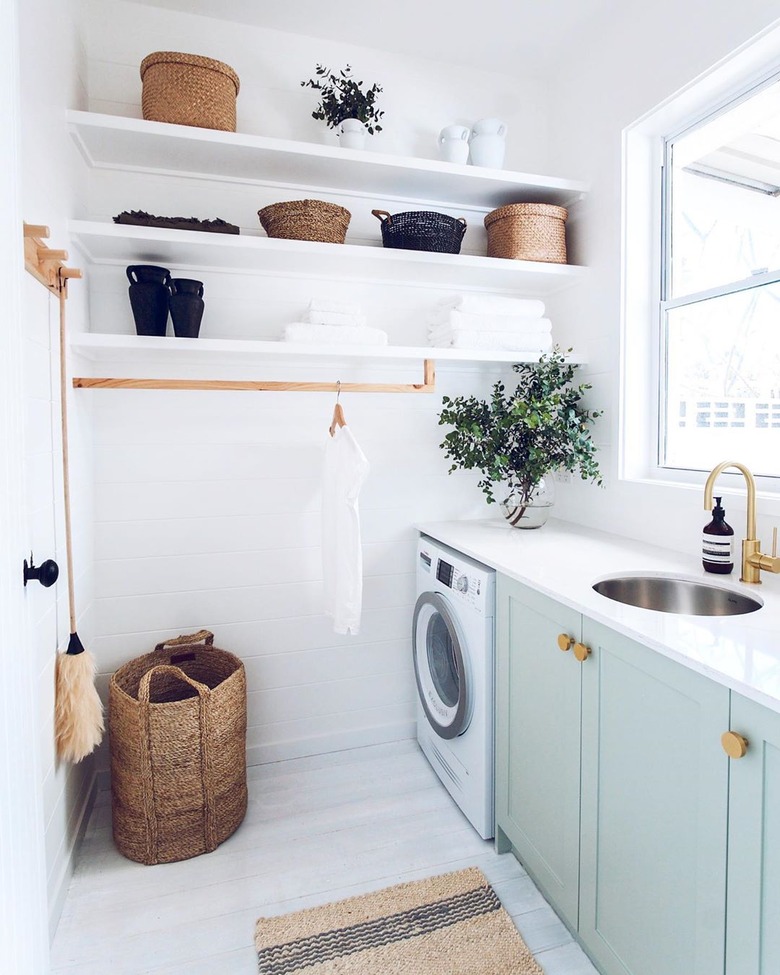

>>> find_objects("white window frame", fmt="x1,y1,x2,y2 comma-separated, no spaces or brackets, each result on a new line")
621,19,780,509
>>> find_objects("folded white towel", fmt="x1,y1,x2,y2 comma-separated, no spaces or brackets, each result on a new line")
440,295,546,318
429,312,553,334
284,323,388,346
304,309,368,327
429,330,553,352
309,298,364,316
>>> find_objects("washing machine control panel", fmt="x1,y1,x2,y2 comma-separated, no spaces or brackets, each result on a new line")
436,558,485,613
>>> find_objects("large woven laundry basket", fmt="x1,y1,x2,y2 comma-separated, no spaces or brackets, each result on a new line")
140,51,240,131
109,630,247,865
484,203,568,263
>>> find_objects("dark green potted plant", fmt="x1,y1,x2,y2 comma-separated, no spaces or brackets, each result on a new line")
438,348,603,528
301,64,384,149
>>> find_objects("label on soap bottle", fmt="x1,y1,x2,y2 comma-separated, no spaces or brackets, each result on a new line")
702,533,734,566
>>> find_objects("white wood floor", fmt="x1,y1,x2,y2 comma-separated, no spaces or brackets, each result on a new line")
50,740,599,974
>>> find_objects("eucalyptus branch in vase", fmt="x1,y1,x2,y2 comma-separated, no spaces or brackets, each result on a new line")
438,348,603,528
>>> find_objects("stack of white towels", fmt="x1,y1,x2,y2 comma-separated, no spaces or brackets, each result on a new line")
283,299,388,346
428,295,553,352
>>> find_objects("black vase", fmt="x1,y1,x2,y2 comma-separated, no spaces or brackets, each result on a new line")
127,265,171,336
168,278,205,338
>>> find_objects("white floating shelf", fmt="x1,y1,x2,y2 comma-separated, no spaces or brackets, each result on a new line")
69,221,587,296
67,110,588,210
70,333,585,367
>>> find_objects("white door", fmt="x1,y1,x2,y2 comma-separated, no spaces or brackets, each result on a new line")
0,0,51,969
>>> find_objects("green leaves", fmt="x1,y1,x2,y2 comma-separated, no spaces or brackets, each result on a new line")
301,64,385,133
438,347,603,505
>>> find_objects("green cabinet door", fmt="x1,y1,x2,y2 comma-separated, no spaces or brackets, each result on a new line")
579,619,730,975
495,575,583,929
725,693,780,975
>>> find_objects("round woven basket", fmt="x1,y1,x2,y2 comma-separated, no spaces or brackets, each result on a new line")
140,51,240,132
484,203,568,264
109,630,247,865
258,200,352,244
372,209,467,254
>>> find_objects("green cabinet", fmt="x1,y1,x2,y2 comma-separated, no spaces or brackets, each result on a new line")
725,693,780,975
579,618,729,975
496,574,736,975
495,576,583,929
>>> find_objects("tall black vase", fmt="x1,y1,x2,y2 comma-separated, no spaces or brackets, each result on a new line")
169,278,205,338
127,265,171,336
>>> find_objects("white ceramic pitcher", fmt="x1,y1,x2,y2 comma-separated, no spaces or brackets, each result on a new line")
439,124,470,164
469,118,507,168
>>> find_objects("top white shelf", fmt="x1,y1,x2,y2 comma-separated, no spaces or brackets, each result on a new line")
67,111,588,211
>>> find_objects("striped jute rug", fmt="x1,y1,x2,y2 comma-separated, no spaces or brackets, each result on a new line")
255,866,544,974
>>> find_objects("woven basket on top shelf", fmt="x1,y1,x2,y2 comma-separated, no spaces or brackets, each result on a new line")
109,629,247,865
258,199,352,244
140,51,240,132
484,203,568,264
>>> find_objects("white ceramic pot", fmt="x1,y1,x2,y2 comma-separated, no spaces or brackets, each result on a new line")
337,118,367,150
439,124,470,164
469,117,507,168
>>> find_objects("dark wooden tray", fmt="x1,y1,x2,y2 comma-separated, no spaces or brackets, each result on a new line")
113,211,240,235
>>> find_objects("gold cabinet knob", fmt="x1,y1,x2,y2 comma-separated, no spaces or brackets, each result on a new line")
721,731,748,759
573,642,592,662
557,633,574,652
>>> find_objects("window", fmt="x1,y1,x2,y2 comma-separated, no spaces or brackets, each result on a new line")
660,76,780,479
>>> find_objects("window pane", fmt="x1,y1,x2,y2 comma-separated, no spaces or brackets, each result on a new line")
662,282,780,475
669,165,780,298
668,79,780,299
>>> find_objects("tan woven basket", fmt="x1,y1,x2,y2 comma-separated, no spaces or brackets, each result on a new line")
140,51,240,132
258,199,351,244
484,203,568,264
109,630,247,865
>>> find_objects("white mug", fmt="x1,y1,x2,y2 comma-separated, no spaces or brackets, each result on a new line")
439,124,470,165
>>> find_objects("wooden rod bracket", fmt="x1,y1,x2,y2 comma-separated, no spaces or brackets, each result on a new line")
23,222,82,295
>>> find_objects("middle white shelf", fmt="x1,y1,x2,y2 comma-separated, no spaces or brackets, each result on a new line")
69,220,587,295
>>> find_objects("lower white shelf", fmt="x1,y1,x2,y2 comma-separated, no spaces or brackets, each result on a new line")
70,332,584,393
70,333,585,366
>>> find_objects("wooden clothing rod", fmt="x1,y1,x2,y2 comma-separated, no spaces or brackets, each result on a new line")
73,359,436,394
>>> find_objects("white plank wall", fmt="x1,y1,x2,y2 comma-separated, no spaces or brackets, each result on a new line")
87,362,504,767
71,0,549,772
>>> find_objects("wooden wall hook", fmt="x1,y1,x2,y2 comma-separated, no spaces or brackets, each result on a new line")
23,222,82,296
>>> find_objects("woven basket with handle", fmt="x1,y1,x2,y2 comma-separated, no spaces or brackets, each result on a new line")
258,199,352,244
140,51,240,132
484,203,568,264
109,630,247,865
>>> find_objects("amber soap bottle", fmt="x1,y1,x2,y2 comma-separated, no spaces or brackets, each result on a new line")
702,496,734,574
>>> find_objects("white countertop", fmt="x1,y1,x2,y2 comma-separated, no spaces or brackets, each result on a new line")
417,517,780,714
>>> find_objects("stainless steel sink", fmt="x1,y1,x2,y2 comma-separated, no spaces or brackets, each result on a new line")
592,575,763,616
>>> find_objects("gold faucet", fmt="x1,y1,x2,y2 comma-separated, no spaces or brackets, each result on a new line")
704,461,780,584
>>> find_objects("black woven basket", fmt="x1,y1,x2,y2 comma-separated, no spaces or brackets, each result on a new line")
372,209,467,254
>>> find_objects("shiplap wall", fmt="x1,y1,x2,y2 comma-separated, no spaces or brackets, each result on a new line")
78,0,546,769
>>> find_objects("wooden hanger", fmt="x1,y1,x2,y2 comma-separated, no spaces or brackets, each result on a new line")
329,381,346,437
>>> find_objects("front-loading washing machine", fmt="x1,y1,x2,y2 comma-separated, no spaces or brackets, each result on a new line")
413,534,495,839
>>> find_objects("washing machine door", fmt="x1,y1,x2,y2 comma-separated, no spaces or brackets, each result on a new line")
413,591,472,739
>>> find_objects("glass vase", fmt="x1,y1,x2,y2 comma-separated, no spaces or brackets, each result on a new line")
500,477,556,529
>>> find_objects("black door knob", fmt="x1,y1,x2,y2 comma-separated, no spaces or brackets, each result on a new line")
23,556,59,588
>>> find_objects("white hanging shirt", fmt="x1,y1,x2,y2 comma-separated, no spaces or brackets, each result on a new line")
322,425,370,635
